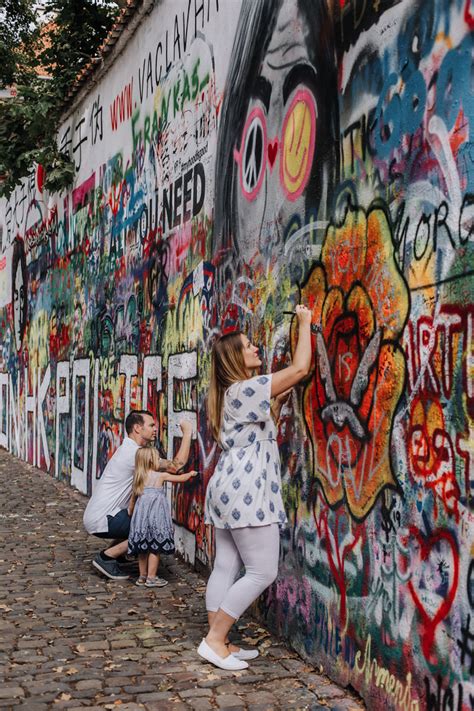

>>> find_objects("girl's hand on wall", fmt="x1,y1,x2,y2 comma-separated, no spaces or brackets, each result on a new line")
183,470,198,482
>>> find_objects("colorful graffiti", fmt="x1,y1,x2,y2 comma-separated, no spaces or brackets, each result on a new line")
299,204,408,520
0,0,473,708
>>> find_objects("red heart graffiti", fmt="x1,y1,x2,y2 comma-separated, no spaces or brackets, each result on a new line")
268,138,278,169
407,527,459,662
465,0,474,28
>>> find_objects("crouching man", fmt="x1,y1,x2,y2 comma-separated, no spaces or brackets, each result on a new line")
83,409,192,579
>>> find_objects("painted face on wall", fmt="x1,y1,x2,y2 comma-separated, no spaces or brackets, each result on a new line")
233,1,318,265
12,239,27,352
13,265,24,348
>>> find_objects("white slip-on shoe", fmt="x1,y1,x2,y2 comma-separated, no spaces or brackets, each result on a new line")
197,639,248,671
232,647,259,661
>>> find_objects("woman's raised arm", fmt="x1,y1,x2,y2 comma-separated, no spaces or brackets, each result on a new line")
270,305,312,397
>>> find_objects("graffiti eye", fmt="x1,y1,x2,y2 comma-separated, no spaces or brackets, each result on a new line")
237,106,267,201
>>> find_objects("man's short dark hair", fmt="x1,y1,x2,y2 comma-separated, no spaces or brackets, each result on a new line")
125,410,154,435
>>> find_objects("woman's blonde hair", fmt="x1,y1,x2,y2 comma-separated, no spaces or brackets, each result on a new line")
207,331,248,442
133,447,161,496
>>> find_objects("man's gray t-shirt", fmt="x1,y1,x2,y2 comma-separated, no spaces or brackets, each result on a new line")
83,437,139,534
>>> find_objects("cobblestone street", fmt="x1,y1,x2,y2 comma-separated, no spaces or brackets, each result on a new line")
0,451,364,710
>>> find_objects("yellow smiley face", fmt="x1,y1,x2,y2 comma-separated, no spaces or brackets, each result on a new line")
280,89,317,200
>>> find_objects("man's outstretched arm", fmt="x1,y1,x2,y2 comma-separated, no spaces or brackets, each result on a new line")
158,420,193,473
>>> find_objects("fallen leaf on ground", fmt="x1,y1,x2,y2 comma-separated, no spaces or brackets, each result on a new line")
158,682,173,691
241,632,270,644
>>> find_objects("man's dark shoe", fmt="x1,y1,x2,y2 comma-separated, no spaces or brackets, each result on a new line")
92,553,129,580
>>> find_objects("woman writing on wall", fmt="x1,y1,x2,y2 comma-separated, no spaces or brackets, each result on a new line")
198,305,312,671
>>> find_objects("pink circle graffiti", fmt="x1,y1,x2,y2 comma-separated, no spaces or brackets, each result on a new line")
234,105,268,202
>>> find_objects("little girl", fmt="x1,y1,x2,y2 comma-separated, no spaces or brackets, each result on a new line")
128,447,197,587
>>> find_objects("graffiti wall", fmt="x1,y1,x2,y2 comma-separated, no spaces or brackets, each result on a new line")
0,0,472,707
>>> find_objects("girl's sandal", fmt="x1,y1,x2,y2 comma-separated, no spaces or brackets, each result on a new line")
145,576,168,587
135,575,147,586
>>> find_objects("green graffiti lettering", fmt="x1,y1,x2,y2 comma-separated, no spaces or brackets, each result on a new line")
173,78,181,116
131,109,142,151
181,71,191,110
151,109,159,141
191,58,200,100
144,115,151,148
199,72,209,91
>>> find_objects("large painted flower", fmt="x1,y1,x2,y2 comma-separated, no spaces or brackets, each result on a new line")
300,205,409,520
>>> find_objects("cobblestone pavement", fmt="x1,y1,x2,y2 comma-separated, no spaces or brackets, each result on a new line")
0,451,365,711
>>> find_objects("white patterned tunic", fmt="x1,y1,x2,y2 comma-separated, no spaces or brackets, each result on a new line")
205,374,287,529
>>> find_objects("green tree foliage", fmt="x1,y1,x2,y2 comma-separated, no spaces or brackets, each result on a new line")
0,0,36,88
0,0,120,198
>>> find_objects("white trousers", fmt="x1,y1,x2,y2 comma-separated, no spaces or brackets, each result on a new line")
205,523,280,620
